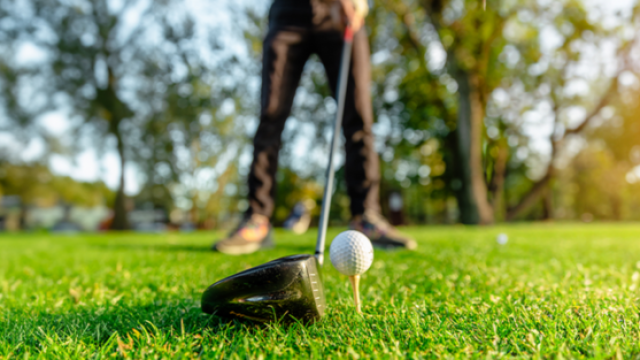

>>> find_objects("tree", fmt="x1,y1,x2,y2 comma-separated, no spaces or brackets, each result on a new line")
555,145,630,221
0,0,204,229
370,0,639,224
0,161,113,208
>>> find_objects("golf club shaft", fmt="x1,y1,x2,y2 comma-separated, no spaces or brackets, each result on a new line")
315,26,354,266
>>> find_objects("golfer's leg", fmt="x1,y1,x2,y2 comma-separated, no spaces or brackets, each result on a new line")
315,27,416,250
315,29,381,216
248,27,311,217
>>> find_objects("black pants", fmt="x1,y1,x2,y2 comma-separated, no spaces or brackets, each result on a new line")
248,1,380,218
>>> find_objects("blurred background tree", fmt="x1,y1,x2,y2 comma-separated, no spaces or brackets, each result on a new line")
0,0,252,229
368,0,640,224
1,0,640,230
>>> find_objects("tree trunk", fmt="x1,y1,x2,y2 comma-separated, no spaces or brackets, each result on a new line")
542,187,553,221
611,194,622,221
454,68,494,225
110,129,129,230
506,172,553,221
489,142,508,221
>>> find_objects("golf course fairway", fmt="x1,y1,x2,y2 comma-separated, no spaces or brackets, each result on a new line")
2,223,640,358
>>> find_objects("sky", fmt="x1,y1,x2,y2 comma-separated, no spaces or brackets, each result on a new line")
2,0,638,194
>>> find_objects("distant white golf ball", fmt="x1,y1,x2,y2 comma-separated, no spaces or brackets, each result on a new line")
497,233,508,245
330,230,374,276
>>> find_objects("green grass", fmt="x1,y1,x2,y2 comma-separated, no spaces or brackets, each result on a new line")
2,224,640,358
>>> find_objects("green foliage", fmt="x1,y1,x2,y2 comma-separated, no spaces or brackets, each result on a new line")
599,87,640,165
0,162,113,207
4,225,640,357
130,47,250,225
363,0,637,223
553,76,640,222
2,0,640,226
0,0,252,226
555,144,640,222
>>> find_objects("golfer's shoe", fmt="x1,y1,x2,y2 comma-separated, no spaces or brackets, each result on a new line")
283,202,311,234
349,210,417,250
212,214,274,255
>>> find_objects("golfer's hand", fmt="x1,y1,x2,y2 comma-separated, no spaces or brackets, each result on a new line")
339,0,368,31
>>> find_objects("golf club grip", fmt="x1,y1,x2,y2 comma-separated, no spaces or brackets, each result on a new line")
315,27,354,266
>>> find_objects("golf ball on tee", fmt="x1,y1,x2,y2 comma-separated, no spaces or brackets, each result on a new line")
330,230,374,276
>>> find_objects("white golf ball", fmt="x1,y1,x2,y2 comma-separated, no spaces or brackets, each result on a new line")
497,233,508,245
329,230,374,276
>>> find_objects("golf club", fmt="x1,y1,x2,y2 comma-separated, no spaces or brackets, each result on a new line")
201,26,355,323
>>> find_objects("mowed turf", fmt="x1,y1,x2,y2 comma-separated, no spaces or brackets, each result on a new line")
2,224,640,358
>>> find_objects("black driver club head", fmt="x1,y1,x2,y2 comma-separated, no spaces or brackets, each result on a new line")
201,254,326,323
